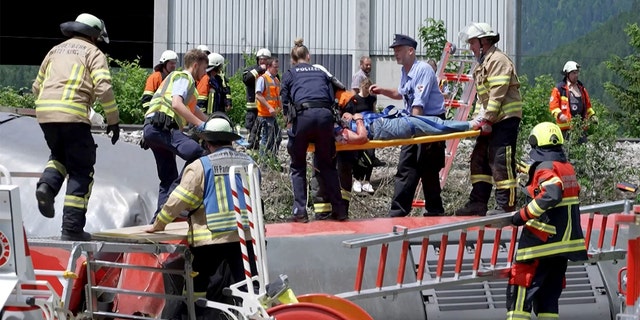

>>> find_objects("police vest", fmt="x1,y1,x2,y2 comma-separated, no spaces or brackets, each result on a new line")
286,63,334,105
195,149,254,240
515,160,588,262
146,70,197,129
256,73,281,117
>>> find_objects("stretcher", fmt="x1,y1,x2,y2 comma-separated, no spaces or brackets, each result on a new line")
307,129,480,152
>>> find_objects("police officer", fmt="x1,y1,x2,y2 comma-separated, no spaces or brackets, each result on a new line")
280,38,347,222
507,122,587,320
370,34,447,217
243,48,272,149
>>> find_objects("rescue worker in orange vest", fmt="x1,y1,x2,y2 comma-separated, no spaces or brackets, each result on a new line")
141,50,178,109
33,13,118,241
243,48,272,149
142,49,209,223
255,57,282,157
549,61,596,143
455,22,522,217
507,122,587,320
196,52,232,115
146,113,257,319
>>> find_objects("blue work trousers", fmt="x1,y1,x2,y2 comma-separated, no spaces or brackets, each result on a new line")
143,124,204,222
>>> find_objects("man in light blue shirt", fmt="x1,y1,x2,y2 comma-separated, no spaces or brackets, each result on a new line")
370,34,447,217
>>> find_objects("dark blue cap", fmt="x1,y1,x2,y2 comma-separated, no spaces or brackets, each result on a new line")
389,34,417,49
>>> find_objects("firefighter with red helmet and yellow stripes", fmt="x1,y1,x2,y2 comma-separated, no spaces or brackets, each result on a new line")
506,122,587,320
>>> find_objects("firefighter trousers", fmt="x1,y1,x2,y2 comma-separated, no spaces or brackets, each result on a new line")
311,151,356,217
38,122,96,234
506,256,568,319
468,117,520,210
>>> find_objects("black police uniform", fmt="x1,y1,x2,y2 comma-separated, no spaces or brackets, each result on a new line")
281,63,346,221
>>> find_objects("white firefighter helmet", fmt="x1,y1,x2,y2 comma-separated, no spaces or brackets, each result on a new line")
458,22,499,44
563,61,581,74
159,50,178,63
206,53,225,72
60,13,109,44
197,45,211,54
256,48,271,58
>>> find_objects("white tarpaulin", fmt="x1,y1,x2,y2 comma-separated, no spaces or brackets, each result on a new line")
0,112,161,238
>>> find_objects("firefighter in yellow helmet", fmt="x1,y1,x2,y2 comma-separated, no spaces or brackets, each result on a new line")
506,122,587,320
455,22,523,216
33,13,119,241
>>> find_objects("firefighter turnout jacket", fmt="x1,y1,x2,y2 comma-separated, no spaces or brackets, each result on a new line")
243,64,266,109
515,157,588,262
33,37,119,125
473,46,522,124
152,147,256,247
145,70,198,130
141,71,166,109
196,73,232,114
549,80,594,131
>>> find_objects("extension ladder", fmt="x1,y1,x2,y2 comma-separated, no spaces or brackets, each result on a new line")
338,200,629,301
413,42,478,208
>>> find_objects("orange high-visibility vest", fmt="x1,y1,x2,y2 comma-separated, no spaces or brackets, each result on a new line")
256,73,281,117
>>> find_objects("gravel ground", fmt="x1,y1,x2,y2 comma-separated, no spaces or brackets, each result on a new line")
116,129,640,223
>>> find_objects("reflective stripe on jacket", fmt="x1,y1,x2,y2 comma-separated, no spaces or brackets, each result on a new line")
153,147,257,247
146,70,197,129
257,73,281,117
473,46,522,124
516,160,588,262
549,80,594,131
33,37,119,125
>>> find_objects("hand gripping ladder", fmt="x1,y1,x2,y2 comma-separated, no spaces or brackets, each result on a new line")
413,42,478,208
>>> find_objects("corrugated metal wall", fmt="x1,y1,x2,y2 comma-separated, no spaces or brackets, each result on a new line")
370,0,509,56
158,0,513,80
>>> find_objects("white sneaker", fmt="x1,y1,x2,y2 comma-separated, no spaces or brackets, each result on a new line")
362,182,374,193
352,180,362,193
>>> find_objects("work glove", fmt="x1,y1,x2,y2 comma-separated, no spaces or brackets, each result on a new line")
590,115,599,124
106,124,120,145
557,114,568,123
511,208,528,227
479,120,493,136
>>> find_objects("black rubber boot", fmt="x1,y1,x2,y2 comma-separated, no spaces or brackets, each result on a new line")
454,202,488,216
35,183,56,218
61,230,92,241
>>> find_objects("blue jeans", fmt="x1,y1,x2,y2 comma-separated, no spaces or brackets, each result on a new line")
258,116,280,157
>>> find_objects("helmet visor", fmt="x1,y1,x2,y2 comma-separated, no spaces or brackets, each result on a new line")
99,19,109,44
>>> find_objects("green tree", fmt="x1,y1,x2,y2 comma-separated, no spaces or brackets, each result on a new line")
95,57,149,124
418,18,447,61
604,23,640,137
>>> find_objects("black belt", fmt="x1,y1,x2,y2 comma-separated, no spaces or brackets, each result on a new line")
299,101,333,109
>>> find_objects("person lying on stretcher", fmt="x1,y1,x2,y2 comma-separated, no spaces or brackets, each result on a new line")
335,106,485,144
